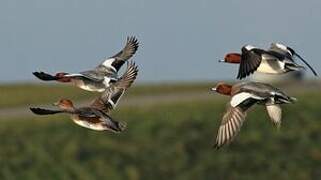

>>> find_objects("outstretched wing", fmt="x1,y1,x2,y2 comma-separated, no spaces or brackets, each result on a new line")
111,36,139,62
237,47,264,79
98,36,139,73
30,107,63,115
214,93,259,148
214,104,247,148
90,61,139,112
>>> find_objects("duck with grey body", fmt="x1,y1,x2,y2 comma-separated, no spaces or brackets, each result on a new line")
210,81,297,148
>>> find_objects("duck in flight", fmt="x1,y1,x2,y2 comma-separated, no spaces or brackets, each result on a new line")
210,81,296,148
33,36,139,92
30,61,138,132
220,43,318,79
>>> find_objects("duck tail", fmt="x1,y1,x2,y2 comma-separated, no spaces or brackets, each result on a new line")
285,63,305,72
289,97,297,103
276,95,297,104
117,121,127,132
108,120,127,133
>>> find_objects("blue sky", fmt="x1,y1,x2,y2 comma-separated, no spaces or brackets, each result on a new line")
1,0,320,83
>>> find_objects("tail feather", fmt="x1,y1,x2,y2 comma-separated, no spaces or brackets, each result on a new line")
285,64,305,72
117,121,127,132
276,95,297,104
289,97,297,103
108,120,127,133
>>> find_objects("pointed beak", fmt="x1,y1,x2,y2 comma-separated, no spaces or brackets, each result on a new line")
218,59,225,63
53,102,59,106
210,87,217,92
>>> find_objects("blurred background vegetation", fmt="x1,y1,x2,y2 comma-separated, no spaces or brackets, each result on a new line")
0,81,320,180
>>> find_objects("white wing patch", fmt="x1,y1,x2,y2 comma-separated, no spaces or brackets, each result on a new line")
244,45,257,51
108,99,116,108
102,58,117,72
103,77,111,87
275,43,287,51
275,43,292,56
230,92,264,107
64,73,85,77
266,105,282,128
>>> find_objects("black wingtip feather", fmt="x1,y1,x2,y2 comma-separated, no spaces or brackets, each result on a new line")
30,107,62,115
127,36,139,52
212,144,220,149
32,72,58,81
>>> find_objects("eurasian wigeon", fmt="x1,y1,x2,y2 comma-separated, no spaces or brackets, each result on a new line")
210,81,297,148
220,43,318,79
33,36,139,92
30,61,139,132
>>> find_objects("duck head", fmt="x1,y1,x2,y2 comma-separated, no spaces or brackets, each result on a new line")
55,72,71,82
219,53,241,64
211,82,232,96
54,99,75,111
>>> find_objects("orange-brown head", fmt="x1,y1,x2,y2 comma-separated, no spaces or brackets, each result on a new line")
211,82,232,96
55,72,71,82
54,99,75,110
219,53,242,64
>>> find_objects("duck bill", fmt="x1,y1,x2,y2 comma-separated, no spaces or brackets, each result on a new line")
210,87,217,92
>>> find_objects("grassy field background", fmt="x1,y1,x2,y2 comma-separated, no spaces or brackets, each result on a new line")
0,81,321,179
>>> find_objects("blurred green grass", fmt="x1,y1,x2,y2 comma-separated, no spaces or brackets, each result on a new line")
0,90,320,179
0,82,213,108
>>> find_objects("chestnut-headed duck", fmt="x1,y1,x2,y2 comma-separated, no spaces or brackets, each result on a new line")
30,61,139,132
220,43,318,79
210,81,297,148
33,36,139,92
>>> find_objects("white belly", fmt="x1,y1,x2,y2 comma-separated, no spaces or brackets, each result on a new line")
71,115,106,131
256,59,285,74
78,84,105,92
73,119,106,131
72,79,105,92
